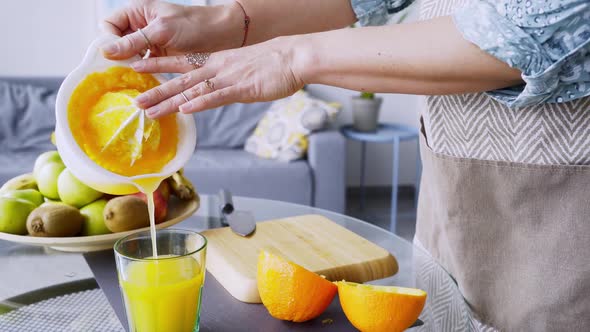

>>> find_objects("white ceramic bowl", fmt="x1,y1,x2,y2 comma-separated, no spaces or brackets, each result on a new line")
55,34,196,195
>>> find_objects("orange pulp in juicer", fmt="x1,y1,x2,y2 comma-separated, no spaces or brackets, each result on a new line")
67,66,178,177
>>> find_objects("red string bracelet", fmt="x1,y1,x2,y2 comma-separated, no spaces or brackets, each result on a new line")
235,1,250,47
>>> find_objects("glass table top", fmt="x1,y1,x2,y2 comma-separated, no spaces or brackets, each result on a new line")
0,195,474,331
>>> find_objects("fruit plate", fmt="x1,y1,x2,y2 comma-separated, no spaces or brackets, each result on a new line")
0,197,199,252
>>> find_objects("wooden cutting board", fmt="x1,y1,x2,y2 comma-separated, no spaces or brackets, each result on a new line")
201,214,398,303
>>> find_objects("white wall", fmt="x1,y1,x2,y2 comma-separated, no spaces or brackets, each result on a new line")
0,1,100,76
0,0,421,187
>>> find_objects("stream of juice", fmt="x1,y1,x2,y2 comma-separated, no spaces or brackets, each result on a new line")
134,178,164,258
146,193,157,257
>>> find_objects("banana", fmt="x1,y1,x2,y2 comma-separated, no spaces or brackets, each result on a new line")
0,173,38,192
167,169,197,201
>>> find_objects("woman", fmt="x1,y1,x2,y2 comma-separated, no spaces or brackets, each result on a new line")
102,0,589,330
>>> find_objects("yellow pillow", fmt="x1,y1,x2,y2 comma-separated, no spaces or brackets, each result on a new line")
245,91,340,161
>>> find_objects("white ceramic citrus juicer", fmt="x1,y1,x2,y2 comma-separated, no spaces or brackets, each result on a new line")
54,34,197,195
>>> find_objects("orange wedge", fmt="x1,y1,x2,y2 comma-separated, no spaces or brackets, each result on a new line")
336,281,427,332
257,250,337,322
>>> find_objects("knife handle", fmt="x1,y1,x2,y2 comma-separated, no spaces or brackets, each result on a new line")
219,189,234,215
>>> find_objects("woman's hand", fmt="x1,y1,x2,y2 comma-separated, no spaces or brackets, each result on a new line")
101,0,244,59
132,36,307,118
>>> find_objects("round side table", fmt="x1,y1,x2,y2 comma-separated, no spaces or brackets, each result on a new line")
340,123,421,234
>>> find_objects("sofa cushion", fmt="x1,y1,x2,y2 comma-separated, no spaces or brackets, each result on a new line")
245,90,340,161
183,149,312,206
194,102,272,149
0,81,57,153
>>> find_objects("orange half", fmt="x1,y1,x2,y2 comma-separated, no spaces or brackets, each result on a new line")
257,250,337,322
337,281,427,332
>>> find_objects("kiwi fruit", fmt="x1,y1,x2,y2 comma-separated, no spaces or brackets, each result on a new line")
27,204,84,237
104,196,150,233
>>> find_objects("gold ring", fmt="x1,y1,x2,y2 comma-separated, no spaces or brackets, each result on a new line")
180,91,190,103
185,53,210,69
204,79,215,91
137,28,151,49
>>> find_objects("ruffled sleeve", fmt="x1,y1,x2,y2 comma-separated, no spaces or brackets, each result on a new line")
453,0,590,107
351,0,415,26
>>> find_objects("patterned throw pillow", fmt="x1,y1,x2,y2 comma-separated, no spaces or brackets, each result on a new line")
244,91,340,162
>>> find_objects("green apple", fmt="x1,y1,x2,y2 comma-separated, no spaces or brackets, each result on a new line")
33,151,63,179
43,197,62,203
1,189,44,207
36,162,66,200
80,199,111,236
57,169,103,208
41,199,65,207
0,197,36,234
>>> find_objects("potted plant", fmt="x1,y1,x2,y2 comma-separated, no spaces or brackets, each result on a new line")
352,92,382,132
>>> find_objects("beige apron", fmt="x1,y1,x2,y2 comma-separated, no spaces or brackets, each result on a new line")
417,119,590,331
417,1,590,331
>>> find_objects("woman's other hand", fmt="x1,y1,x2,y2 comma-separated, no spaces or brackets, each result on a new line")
101,0,244,59
131,36,307,118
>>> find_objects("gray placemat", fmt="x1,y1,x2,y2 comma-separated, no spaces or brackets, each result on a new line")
0,289,123,332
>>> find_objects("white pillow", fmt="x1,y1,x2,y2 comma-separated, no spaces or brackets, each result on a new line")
244,91,340,162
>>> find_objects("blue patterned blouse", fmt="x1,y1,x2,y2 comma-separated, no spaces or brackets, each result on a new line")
351,0,590,108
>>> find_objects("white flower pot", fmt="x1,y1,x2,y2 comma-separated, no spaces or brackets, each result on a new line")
352,97,382,132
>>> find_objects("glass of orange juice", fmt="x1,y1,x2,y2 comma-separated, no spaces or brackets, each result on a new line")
114,229,207,332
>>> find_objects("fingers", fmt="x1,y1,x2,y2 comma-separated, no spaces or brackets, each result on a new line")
101,27,153,60
131,55,192,74
136,67,213,107
101,21,122,36
179,86,240,114
102,8,131,36
145,77,227,118
144,93,188,118
136,70,202,108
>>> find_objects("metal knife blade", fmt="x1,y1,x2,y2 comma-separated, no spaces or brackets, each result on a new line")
219,189,256,237
224,210,256,237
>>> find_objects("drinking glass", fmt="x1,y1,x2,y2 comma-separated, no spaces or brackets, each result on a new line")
114,229,207,332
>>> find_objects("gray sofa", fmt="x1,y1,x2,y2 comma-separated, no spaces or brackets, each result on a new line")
0,77,346,213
